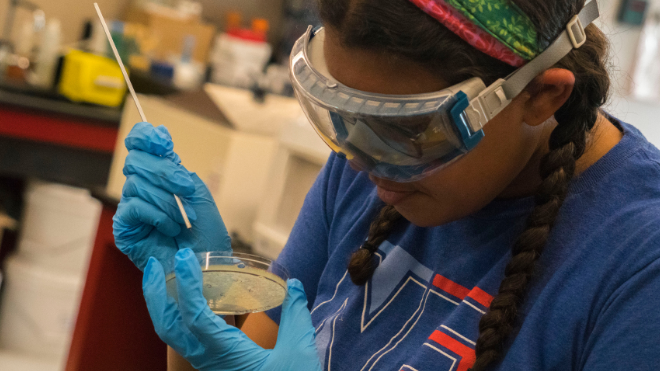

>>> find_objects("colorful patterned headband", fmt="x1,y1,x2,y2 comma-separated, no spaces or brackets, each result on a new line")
409,0,540,67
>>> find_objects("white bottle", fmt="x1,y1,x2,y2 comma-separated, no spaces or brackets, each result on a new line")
173,35,205,90
14,21,35,57
210,32,272,89
33,19,61,89
88,20,108,56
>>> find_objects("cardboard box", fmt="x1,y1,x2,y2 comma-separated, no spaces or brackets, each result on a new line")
124,5,216,63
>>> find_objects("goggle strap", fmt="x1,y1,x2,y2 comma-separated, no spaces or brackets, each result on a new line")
466,79,509,131
501,0,600,100
457,1,599,134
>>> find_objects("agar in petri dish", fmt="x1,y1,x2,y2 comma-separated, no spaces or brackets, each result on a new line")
165,252,289,315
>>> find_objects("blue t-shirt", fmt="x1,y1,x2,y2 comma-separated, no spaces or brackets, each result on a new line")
269,119,660,371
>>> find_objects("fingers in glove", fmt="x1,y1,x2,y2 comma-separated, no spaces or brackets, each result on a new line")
276,279,317,348
126,122,172,156
143,258,206,360
175,249,227,333
174,249,273,370
126,122,182,164
124,150,195,197
115,197,182,238
123,174,197,224
174,249,248,346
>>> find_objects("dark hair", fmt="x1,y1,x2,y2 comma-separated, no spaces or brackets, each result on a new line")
318,0,610,370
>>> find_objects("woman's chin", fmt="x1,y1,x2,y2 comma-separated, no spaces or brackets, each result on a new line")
392,195,470,228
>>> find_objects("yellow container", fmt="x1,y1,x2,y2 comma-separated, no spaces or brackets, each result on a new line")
59,50,127,108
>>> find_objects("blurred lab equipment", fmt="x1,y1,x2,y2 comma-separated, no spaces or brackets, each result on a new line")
149,60,176,80
125,2,216,65
177,0,204,18
1,0,44,47
0,22,122,362
210,13,272,89
0,1,45,83
0,181,101,364
2,53,30,81
81,20,109,56
618,0,650,25
13,19,35,57
31,19,61,89
630,11,660,102
11,182,102,273
58,50,127,107
173,35,206,90
106,1,217,93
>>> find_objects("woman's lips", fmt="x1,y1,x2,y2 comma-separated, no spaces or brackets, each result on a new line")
376,186,415,205
369,175,417,205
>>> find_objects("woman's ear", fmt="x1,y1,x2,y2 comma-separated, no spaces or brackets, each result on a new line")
523,68,575,126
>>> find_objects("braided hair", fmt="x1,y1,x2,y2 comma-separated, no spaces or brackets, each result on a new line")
318,0,611,369
348,205,403,285
473,10,611,370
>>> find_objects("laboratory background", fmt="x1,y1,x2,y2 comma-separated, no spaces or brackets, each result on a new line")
0,0,656,370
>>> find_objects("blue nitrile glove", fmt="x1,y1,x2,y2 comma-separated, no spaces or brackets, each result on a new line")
142,248,322,371
113,122,232,271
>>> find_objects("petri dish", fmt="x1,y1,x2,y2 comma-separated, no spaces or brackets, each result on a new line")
165,251,289,315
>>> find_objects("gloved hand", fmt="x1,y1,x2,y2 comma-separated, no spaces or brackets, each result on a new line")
142,248,322,371
113,122,232,270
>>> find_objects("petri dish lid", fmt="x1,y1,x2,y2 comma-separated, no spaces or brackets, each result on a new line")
165,251,289,316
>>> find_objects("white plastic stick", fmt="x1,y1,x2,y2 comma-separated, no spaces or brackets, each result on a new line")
94,3,192,229
94,3,146,122
174,194,192,229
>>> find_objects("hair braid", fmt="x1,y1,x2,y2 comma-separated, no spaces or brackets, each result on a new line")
348,205,403,285
470,127,584,370
470,24,610,371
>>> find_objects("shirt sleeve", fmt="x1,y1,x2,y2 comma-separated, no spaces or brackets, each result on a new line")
580,255,660,371
266,153,341,324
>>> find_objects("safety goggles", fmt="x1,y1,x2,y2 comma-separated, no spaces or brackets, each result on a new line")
290,1,599,182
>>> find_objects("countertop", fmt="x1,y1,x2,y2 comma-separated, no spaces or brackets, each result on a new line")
0,80,123,188
0,79,122,125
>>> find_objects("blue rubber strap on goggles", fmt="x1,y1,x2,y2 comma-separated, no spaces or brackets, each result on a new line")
330,112,349,142
450,91,485,151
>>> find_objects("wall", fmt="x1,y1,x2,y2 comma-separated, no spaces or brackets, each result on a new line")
597,0,660,144
0,0,131,45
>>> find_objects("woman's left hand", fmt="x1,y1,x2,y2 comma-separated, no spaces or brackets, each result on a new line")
142,248,323,371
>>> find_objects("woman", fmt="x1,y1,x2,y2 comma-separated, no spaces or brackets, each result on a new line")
113,0,660,370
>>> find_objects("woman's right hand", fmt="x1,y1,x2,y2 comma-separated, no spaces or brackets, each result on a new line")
112,122,232,271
